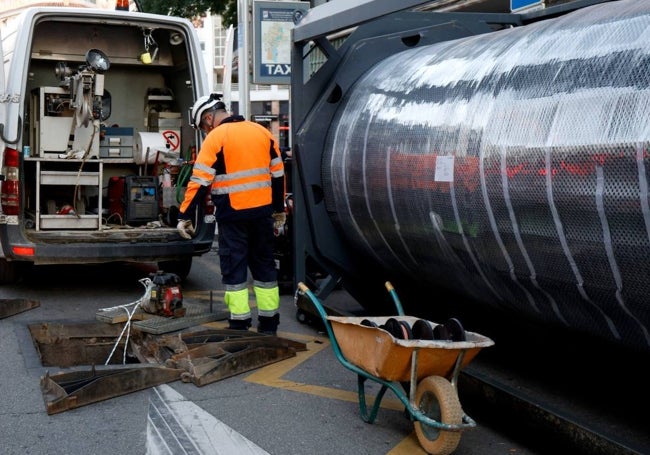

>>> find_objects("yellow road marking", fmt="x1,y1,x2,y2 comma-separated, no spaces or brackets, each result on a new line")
386,434,426,454
241,329,425,454
203,321,404,409
246,337,388,405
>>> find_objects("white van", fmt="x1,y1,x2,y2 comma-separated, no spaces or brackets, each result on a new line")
0,6,216,283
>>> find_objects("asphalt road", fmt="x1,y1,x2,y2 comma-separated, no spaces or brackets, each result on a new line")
0,245,554,455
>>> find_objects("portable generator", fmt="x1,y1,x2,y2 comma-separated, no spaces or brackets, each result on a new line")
142,271,185,317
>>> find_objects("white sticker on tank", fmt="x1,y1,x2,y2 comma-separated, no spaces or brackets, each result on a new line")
434,155,454,182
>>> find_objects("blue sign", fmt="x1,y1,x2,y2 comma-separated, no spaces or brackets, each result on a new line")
252,1,310,85
511,0,543,11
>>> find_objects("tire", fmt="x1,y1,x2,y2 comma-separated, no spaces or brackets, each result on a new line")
414,376,463,455
296,308,309,324
158,257,192,281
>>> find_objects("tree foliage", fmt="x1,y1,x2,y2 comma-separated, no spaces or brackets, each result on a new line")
138,0,238,27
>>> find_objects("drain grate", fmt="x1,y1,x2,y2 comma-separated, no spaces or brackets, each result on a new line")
134,304,228,334
96,303,228,334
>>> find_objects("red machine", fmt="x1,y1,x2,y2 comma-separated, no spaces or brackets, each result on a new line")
143,271,185,317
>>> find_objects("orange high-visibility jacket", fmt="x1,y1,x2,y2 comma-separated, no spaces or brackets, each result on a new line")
180,116,285,221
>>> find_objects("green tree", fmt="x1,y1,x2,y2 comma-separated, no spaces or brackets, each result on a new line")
138,0,238,27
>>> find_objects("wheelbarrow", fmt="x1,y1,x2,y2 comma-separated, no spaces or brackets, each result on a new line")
296,281,494,455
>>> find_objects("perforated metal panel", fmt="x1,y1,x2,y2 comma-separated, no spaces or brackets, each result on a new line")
322,0,650,350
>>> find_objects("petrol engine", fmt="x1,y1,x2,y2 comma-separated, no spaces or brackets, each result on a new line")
142,271,185,317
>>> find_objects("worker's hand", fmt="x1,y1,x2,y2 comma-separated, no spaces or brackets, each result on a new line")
272,212,286,235
177,219,195,239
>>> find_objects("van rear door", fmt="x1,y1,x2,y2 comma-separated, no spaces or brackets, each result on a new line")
0,15,6,162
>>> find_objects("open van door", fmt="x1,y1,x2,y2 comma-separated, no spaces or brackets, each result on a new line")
0,16,6,164
0,25,13,282
0,20,14,282
0,19,7,258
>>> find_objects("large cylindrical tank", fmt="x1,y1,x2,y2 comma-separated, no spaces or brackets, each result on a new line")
322,0,650,351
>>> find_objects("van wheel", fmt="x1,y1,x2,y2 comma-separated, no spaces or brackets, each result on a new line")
0,259,30,284
158,257,192,281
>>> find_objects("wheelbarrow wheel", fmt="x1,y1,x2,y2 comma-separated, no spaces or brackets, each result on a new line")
296,308,309,324
414,375,463,455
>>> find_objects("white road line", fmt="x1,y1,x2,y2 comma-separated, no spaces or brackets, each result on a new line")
146,384,270,455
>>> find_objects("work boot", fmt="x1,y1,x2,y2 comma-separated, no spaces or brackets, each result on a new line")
228,318,252,331
257,314,280,335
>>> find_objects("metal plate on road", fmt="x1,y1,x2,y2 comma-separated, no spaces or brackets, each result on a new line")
96,303,228,334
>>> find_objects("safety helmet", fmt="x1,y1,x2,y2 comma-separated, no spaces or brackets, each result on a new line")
190,93,225,129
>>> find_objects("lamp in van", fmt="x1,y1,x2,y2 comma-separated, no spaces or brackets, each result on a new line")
170,32,184,46
85,49,110,73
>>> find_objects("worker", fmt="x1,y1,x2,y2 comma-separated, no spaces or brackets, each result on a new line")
177,93,286,335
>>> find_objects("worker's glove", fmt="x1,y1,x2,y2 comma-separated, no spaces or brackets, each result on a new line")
177,219,195,240
272,212,287,236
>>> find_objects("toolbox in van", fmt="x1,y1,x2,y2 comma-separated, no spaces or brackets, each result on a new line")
100,127,135,158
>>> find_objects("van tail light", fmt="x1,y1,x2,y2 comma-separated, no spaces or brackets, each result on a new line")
1,147,20,216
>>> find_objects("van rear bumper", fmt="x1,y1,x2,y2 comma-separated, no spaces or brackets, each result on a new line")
0,223,215,265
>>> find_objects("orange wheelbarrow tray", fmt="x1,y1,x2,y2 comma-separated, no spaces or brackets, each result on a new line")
328,315,494,382
296,281,494,453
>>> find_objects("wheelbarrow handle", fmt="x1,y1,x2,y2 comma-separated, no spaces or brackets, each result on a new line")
296,282,340,352
297,282,330,325
384,281,405,316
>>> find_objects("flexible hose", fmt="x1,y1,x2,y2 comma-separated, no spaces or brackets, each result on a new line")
175,146,195,203
175,161,193,204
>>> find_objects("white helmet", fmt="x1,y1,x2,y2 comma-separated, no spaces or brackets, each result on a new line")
190,93,225,129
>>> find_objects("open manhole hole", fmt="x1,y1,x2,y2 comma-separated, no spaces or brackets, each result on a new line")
28,322,142,367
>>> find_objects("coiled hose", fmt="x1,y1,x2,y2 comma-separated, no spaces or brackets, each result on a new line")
175,146,195,204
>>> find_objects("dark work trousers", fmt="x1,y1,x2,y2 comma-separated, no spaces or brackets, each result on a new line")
217,216,277,285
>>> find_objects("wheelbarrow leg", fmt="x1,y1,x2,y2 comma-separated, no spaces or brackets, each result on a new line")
357,374,388,424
